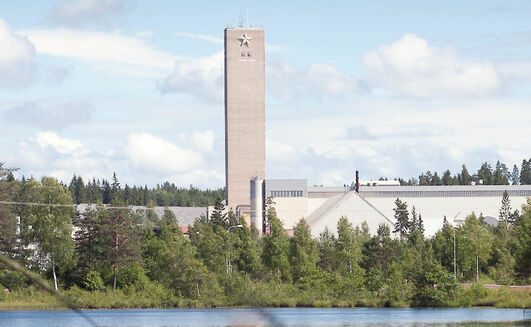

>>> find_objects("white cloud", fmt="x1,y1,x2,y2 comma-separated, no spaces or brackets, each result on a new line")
0,18,36,87
363,34,501,97
158,50,359,104
47,0,126,28
265,97,531,185
35,131,83,154
192,130,215,152
125,133,203,174
19,28,177,69
268,60,360,102
306,64,360,96
175,32,223,44
158,51,224,102
4,99,94,130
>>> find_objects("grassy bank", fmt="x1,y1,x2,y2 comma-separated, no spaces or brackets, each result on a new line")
1,283,530,310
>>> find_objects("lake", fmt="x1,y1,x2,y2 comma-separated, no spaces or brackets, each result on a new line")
0,308,529,326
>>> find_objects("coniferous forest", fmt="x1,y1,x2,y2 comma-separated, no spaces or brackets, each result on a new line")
0,161,530,309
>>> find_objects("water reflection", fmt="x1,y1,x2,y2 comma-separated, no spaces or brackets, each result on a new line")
0,308,528,327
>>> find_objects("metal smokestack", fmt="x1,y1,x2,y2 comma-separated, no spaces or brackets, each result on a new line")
355,170,359,193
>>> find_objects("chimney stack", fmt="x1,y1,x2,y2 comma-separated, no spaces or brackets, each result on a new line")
355,170,359,193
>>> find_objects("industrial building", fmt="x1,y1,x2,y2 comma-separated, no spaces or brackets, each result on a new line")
223,26,531,238
250,179,531,237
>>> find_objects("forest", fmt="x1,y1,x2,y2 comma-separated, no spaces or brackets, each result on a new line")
0,161,530,309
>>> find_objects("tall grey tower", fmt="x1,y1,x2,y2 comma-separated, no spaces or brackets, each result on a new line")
224,27,265,211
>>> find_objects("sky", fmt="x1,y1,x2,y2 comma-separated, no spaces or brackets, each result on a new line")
1,0,530,189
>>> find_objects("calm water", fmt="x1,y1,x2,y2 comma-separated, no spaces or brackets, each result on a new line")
0,308,529,327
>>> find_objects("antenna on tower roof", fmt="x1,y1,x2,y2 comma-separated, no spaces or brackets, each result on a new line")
246,10,249,26
238,9,243,27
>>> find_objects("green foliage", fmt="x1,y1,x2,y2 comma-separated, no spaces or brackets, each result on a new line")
432,217,454,273
2,165,531,309
231,219,261,276
189,219,226,274
318,227,337,271
335,217,362,275
289,218,319,281
515,210,531,279
0,270,27,291
393,199,410,241
499,191,513,224
262,199,290,281
18,177,75,289
456,214,493,281
82,271,105,291
411,257,460,306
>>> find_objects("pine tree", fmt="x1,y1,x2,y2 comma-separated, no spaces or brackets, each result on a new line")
101,208,141,290
393,198,410,241
74,206,106,276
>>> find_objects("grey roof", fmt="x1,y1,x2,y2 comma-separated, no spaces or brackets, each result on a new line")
308,186,350,193
152,206,207,226
360,185,531,191
266,179,308,197
75,204,206,226
483,216,499,227
359,185,531,198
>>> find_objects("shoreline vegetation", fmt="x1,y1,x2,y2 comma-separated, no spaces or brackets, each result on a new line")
1,161,531,312
1,283,530,311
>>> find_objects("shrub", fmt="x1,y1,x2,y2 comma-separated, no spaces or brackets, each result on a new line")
82,271,105,291
0,270,27,291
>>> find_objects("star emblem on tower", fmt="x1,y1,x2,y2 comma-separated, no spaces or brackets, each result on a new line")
238,33,252,47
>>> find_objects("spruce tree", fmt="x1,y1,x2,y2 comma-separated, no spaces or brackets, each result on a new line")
318,227,337,272
458,164,471,185
520,159,531,184
477,162,493,185
499,190,513,224
511,165,520,185
442,170,453,185
289,218,319,281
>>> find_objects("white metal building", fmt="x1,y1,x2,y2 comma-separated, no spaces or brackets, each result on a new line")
251,179,531,237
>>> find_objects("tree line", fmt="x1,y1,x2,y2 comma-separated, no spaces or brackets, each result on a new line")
396,159,531,186
1,163,530,308
4,171,224,207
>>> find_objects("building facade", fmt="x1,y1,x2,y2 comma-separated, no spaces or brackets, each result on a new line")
260,180,531,237
224,27,265,211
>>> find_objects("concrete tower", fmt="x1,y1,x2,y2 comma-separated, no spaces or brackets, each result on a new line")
224,27,265,211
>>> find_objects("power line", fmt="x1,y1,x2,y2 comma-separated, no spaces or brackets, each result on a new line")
0,201,153,210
